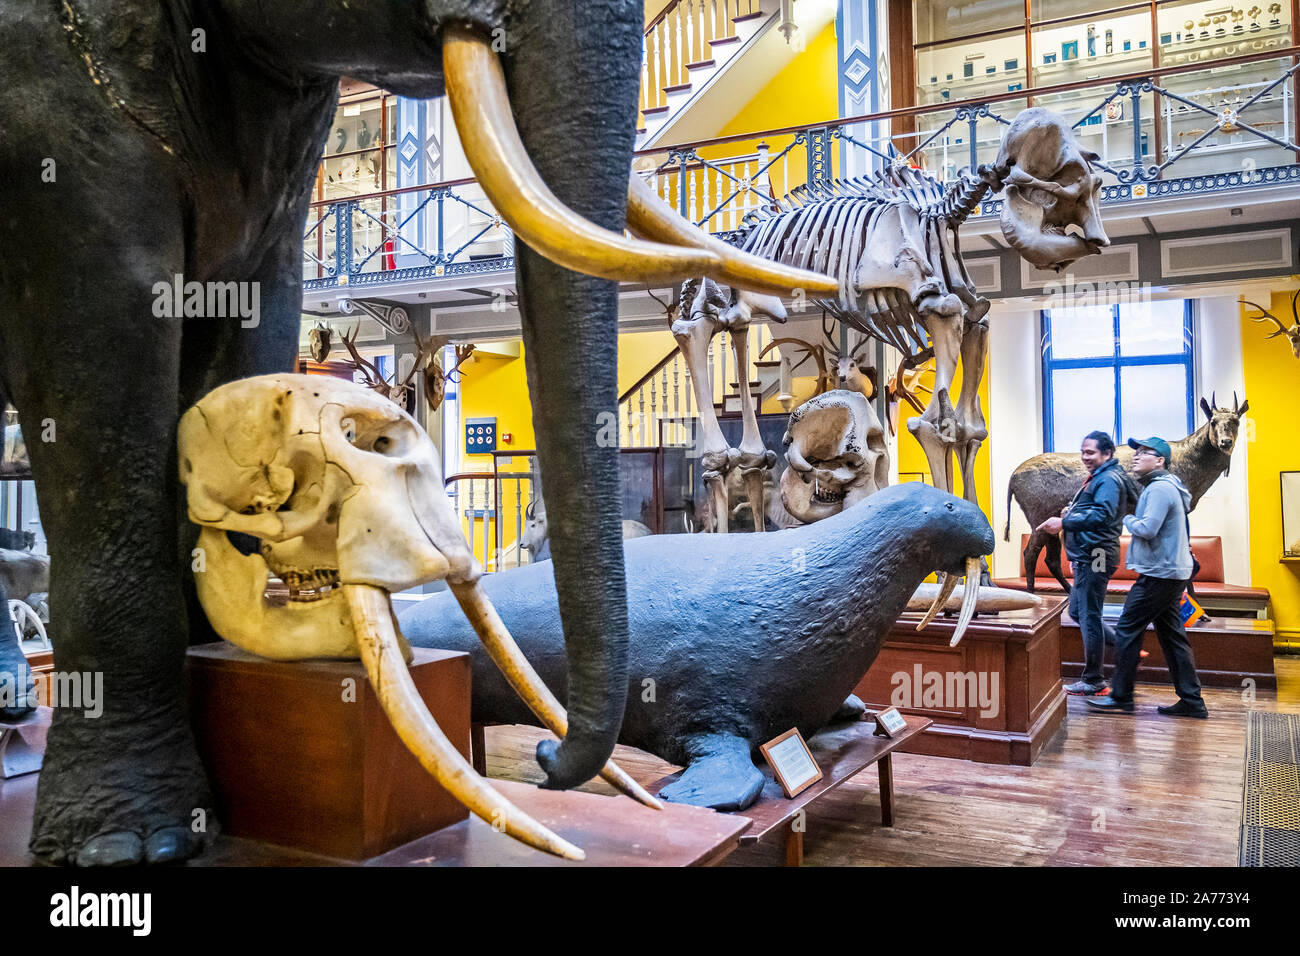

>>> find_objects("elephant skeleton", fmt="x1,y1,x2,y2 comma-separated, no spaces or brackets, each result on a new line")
676,110,1107,540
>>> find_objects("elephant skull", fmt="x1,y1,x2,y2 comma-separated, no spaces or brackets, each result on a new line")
178,374,588,859
995,107,1109,272
780,390,889,523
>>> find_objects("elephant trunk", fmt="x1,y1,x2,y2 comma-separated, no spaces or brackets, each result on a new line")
500,0,639,789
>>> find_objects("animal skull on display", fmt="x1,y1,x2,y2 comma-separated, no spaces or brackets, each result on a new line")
994,107,1110,272
178,374,656,861
780,390,889,524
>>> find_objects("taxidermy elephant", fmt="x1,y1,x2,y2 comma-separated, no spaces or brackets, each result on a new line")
402,482,996,811
0,1,833,864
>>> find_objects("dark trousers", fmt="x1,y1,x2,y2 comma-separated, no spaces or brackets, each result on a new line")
1069,559,1115,685
1108,574,1205,706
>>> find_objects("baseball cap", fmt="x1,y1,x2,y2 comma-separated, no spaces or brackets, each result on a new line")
1128,436,1172,462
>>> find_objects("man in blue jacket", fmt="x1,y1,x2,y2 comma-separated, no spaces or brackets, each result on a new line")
1088,437,1208,718
1037,431,1126,695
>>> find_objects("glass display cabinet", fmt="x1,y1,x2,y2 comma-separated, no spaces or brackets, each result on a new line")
905,0,1296,181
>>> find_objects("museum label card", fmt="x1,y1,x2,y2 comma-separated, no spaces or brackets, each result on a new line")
760,728,823,799
873,706,908,738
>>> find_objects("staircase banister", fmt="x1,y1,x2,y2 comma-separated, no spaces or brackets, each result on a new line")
619,345,682,405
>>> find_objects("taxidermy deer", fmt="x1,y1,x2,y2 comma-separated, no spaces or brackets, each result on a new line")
340,324,472,412
1005,393,1249,592
1243,291,1300,358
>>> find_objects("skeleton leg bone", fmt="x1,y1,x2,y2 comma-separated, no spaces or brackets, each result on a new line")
726,302,778,532
672,296,736,533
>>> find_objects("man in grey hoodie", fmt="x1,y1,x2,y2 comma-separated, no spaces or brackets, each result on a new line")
1087,436,1209,718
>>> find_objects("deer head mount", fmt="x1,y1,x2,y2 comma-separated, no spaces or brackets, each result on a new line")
1243,291,1300,359
340,324,474,412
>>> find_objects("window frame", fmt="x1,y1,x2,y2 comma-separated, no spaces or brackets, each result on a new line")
1040,299,1194,452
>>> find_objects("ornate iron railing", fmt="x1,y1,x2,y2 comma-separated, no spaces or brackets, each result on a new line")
306,49,1300,289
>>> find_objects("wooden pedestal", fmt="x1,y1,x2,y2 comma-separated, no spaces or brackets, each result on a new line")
187,642,472,860
1060,611,1277,689
852,599,1069,766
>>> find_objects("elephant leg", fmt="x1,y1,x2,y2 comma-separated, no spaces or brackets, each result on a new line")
674,316,734,533
729,324,773,532
15,302,211,866
1043,533,1072,593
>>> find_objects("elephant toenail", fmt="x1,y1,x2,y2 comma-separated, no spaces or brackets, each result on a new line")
144,827,196,865
76,831,144,867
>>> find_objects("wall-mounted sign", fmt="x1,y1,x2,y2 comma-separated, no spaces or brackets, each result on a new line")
465,417,497,454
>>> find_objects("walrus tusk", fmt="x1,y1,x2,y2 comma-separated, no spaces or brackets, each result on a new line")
949,556,983,647
443,28,720,284
915,571,959,631
449,580,662,810
345,583,585,860
625,173,840,298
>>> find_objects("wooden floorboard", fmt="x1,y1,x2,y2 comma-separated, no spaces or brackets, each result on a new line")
483,657,1300,866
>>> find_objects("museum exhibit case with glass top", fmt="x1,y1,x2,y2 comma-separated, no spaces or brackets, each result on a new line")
908,0,1296,180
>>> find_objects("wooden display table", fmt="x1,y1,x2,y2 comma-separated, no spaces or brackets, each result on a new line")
647,715,931,866
852,599,1068,766
1060,610,1277,689
364,778,751,867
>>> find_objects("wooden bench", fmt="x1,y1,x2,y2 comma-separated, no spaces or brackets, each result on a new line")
648,715,931,866
995,534,1271,619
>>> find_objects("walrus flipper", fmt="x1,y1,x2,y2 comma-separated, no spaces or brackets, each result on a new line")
831,694,866,724
658,734,764,812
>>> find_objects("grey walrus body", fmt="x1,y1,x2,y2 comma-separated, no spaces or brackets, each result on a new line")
401,482,995,810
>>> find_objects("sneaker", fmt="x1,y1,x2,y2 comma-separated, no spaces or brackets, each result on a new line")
1156,700,1209,719
1064,680,1107,696
1085,694,1135,713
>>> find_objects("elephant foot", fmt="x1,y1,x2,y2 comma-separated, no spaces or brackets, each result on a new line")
30,705,215,866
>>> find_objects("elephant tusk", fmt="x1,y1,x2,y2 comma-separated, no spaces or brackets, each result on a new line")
625,173,840,298
915,571,959,632
443,28,721,284
449,580,662,810
344,583,586,861
949,556,983,647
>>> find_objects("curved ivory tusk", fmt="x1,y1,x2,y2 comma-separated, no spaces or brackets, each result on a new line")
450,580,662,809
344,584,585,861
443,28,720,284
949,556,983,647
626,173,840,298
915,571,959,632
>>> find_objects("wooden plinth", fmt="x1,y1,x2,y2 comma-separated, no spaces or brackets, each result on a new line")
187,642,472,860
852,600,1069,766
1060,611,1277,690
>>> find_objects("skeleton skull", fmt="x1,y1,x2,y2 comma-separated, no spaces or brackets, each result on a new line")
995,107,1110,272
780,390,889,523
177,374,592,859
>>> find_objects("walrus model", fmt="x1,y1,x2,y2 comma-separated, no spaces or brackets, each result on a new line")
401,482,995,811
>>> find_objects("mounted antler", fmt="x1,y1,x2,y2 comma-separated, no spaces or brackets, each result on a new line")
1242,291,1300,359
759,336,834,396
340,324,393,397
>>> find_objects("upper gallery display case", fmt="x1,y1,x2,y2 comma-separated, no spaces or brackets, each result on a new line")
907,0,1296,180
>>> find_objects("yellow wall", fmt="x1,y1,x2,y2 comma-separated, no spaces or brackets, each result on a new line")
453,329,681,564
1241,286,1300,641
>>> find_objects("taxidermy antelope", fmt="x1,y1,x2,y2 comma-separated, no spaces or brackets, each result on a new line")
1243,291,1300,358
1005,393,1249,593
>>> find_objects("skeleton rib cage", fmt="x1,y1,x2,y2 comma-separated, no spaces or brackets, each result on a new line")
734,163,996,361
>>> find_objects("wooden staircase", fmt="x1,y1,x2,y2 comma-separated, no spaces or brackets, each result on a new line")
638,0,777,148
